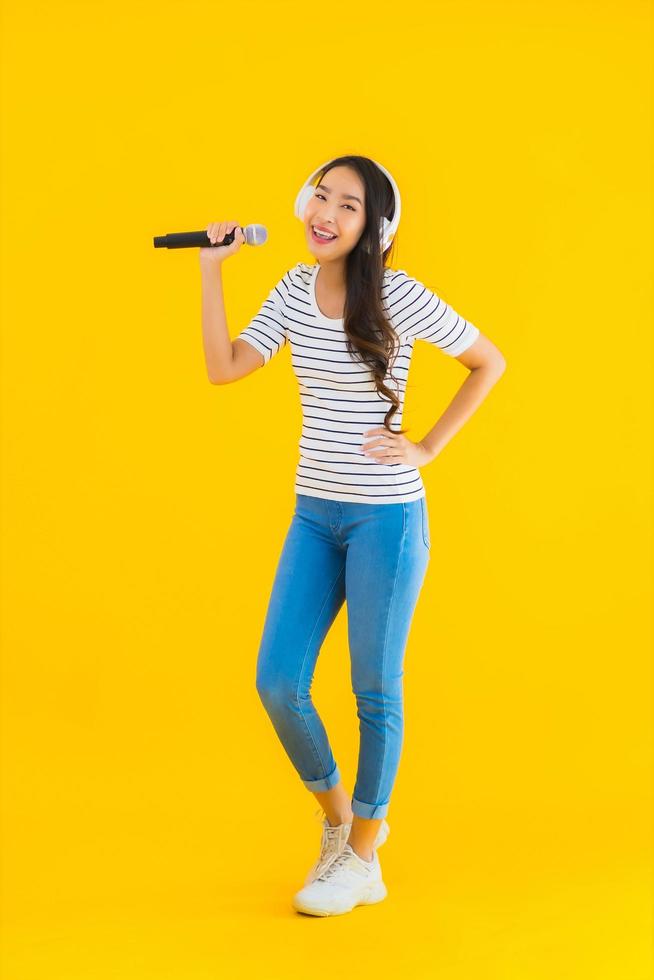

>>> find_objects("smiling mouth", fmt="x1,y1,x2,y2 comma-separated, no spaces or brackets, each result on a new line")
311,226,338,242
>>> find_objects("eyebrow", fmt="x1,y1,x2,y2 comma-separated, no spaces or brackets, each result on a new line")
316,183,363,206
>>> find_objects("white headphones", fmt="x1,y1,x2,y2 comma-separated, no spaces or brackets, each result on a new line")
294,157,402,253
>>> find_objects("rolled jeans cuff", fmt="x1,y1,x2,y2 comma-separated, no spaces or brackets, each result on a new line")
301,762,341,792
351,796,389,819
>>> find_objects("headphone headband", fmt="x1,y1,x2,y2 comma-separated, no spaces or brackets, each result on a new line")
294,157,401,252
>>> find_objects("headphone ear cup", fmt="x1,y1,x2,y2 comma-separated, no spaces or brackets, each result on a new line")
362,218,390,254
380,216,391,250
295,186,315,221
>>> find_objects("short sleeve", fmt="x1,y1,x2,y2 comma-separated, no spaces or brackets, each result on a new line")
386,269,480,357
234,268,293,365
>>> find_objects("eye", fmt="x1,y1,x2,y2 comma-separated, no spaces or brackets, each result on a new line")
314,192,356,211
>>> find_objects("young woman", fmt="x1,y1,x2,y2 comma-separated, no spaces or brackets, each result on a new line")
199,155,506,916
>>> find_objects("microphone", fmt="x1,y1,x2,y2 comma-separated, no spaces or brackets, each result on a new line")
153,224,268,249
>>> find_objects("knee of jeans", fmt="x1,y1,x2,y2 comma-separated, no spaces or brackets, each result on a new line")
255,673,298,711
353,678,403,704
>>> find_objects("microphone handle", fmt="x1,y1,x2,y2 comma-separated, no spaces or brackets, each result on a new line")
153,229,239,249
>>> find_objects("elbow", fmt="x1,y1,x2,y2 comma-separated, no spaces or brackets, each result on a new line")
490,361,507,386
208,369,232,385
489,353,507,378
472,355,506,380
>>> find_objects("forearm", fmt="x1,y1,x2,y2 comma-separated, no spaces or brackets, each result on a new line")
419,363,505,461
200,264,233,382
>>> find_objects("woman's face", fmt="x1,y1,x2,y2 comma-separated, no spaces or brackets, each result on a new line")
304,166,367,259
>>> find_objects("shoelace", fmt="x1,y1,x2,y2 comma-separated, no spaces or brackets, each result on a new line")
312,807,348,876
317,848,364,881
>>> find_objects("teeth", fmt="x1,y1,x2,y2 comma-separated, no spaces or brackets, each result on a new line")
314,227,336,239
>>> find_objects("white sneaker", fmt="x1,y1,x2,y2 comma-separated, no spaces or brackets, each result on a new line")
304,808,391,885
293,842,387,916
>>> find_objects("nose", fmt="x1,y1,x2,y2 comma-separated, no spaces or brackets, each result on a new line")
314,208,338,225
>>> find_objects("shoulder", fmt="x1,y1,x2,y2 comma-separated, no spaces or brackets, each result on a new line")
383,267,443,305
382,268,445,337
292,262,313,286
382,267,421,295
274,262,313,294
382,267,425,307
383,267,427,287
268,263,308,305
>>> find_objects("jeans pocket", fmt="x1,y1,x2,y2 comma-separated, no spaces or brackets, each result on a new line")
420,496,431,550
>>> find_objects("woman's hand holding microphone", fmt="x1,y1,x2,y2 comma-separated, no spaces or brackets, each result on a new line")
199,221,246,269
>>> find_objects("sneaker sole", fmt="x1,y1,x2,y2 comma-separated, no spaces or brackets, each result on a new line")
293,880,388,916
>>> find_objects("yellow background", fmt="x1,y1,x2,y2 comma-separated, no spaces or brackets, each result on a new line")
1,0,651,976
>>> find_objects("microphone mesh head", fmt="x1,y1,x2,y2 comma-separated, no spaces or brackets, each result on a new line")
244,224,267,246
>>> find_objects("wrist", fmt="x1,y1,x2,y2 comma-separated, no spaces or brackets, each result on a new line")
200,259,224,275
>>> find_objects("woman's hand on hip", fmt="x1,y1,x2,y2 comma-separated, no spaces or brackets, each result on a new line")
361,428,435,467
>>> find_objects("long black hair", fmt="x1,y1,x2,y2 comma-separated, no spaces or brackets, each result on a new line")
313,155,407,435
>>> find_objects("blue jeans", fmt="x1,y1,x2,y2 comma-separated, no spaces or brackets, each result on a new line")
255,492,431,820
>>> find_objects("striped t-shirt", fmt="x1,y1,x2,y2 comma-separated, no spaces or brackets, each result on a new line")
235,262,480,504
